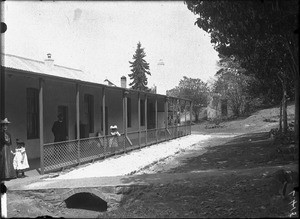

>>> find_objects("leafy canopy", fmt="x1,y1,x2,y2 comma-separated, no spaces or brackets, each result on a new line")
185,0,298,81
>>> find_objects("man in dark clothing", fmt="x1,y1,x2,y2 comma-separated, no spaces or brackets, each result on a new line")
51,114,68,161
52,114,68,142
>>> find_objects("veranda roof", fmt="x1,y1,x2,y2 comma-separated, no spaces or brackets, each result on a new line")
1,53,191,101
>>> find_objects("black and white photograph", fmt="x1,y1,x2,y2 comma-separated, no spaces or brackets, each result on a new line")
0,0,298,218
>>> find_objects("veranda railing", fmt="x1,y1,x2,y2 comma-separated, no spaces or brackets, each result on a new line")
41,124,191,174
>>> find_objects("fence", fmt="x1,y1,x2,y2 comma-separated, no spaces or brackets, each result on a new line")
42,124,191,174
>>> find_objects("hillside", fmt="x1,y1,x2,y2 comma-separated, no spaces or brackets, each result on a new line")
192,103,295,134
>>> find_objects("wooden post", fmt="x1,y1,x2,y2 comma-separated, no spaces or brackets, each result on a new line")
102,87,106,156
164,97,168,140
39,78,44,175
76,84,80,164
123,90,128,153
145,95,148,146
102,87,106,136
190,101,193,134
138,93,141,148
155,97,158,143
185,100,187,135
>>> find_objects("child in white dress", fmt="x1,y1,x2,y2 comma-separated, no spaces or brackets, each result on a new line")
109,125,121,152
11,139,29,178
110,125,121,137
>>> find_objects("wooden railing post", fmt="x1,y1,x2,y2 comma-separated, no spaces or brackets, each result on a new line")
39,78,44,175
102,87,106,157
190,101,193,134
155,97,158,144
185,100,187,136
76,83,80,164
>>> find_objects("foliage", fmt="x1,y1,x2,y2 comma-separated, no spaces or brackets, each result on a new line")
270,126,295,145
167,76,209,121
212,55,256,116
128,42,151,91
185,1,298,68
185,0,299,143
186,0,297,93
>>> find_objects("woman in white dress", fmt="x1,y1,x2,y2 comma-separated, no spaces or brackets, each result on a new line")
11,139,29,178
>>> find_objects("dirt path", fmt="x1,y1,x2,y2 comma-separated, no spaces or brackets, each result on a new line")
132,133,236,175
98,131,298,218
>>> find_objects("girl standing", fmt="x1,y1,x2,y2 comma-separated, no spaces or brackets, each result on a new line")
109,125,121,153
11,139,29,178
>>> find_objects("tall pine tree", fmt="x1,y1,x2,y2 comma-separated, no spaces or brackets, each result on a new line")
128,42,151,91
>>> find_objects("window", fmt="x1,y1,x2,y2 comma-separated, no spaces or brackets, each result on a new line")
84,94,94,133
27,88,39,139
127,97,131,128
140,99,145,126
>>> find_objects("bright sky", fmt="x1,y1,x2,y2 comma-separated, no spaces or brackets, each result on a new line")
2,1,219,94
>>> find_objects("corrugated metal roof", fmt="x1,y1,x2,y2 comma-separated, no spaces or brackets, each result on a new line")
1,53,98,84
1,54,191,101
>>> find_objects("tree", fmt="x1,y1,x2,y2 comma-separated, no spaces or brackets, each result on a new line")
185,0,299,143
167,76,209,122
213,55,255,117
128,42,151,91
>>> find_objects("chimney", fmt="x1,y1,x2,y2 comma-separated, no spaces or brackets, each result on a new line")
44,53,54,69
121,76,127,88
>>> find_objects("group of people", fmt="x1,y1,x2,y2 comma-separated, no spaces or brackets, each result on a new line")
0,114,67,180
1,113,122,180
1,118,29,180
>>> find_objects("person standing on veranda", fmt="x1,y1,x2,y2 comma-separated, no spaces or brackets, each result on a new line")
51,114,68,160
52,114,68,142
0,118,16,180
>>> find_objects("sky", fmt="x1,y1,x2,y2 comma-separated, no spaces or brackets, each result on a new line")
2,1,219,94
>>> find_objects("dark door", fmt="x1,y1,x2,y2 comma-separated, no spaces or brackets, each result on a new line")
147,103,155,129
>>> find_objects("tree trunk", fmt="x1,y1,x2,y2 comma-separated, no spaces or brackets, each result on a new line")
277,72,288,134
279,99,282,132
282,78,288,134
294,72,299,146
195,112,199,122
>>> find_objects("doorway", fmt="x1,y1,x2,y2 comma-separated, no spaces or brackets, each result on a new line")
147,102,155,129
